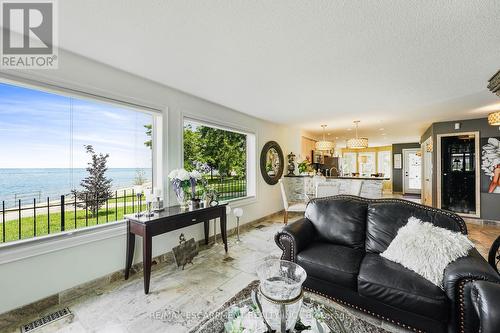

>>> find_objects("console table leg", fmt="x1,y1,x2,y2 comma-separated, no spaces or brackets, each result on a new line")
125,222,135,280
204,220,209,245
220,213,228,253
142,233,152,294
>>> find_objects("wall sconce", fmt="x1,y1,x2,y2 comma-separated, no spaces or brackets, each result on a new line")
426,141,433,152
454,122,461,130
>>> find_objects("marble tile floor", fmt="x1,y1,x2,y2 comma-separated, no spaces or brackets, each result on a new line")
7,211,499,333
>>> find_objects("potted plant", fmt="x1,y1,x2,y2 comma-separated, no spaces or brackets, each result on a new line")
297,159,312,175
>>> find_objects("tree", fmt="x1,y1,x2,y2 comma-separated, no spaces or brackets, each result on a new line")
144,124,152,149
183,124,202,170
74,145,113,216
197,126,246,178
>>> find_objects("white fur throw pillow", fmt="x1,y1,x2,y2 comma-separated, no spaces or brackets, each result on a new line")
381,217,474,288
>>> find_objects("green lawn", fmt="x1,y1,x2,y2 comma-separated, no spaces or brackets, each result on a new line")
0,202,143,244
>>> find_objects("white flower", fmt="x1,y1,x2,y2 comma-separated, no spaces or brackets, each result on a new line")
177,168,190,181
190,170,202,180
168,169,179,180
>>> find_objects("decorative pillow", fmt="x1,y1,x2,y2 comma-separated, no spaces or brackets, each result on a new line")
381,216,474,288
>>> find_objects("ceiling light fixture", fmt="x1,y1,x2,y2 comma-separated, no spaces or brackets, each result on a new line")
488,69,500,97
347,121,368,149
315,125,335,151
488,111,500,126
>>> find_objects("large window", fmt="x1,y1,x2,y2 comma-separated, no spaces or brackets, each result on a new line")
341,152,357,176
183,118,254,201
377,151,392,178
342,149,392,178
358,152,376,176
0,81,157,244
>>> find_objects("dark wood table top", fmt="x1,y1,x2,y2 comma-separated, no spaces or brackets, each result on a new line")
125,203,228,224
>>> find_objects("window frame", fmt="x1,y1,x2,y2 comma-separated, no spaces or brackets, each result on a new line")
0,75,164,247
181,115,257,204
377,150,392,178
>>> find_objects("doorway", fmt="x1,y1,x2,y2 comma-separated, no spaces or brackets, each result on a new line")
421,138,433,206
437,132,480,217
403,148,422,195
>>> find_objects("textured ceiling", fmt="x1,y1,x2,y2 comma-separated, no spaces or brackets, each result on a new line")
56,1,499,146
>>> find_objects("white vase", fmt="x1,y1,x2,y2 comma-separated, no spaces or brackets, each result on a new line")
176,190,188,208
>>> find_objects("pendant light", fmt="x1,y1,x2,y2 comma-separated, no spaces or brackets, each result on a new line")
488,111,500,126
315,125,335,151
347,121,368,149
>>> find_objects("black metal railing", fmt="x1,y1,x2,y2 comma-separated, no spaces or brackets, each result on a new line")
0,189,143,244
0,178,248,244
216,177,247,201
191,177,247,201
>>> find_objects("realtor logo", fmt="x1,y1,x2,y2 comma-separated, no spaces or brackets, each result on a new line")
1,0,58,68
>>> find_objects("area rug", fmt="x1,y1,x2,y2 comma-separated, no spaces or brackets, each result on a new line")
189,280,391,333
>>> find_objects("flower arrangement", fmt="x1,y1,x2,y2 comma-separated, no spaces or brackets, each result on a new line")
224,303,329,333
168,168,203,207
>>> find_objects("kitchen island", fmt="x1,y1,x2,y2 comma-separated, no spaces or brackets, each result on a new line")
283,174,388,201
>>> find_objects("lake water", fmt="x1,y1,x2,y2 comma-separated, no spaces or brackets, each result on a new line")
0,168,152,208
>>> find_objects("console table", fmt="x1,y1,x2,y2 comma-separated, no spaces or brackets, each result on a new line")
124,204,228,294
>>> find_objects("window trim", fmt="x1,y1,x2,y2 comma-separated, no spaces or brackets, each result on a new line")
0,72,163,115
0,219,127,265
181,112,257,202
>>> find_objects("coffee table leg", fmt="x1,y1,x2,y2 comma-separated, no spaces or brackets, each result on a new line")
125,221,135,280
143,232,152,294
220,212,228,253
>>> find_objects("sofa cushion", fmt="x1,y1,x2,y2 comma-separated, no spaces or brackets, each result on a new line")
358,254,449,322
296,242,364,290
305,197,368,248
365,201,465,253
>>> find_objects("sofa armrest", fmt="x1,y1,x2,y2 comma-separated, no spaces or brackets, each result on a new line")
443,248,500,333
274,218,316,262
471,281,500,333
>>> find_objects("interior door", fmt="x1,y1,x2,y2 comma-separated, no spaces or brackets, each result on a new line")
403,149,422,194
440,134,477,215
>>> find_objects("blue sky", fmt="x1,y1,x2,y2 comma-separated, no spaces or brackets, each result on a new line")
0,82,152,168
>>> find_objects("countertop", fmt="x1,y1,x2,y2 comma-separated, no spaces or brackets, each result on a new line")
284,174,389,181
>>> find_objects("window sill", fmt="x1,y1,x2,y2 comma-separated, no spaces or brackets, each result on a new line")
221,195,257,208
0,221,127,265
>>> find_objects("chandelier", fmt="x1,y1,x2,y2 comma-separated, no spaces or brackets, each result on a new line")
488,111,500,126
315,125,334,151
487,69,500,97
347,121,368,149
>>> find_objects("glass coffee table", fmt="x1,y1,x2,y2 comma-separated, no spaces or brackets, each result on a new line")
190,281,390,333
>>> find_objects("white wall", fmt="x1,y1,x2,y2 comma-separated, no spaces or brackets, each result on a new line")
0,49,298,314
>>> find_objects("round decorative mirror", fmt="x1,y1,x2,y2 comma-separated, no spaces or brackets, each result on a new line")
260,141,284,185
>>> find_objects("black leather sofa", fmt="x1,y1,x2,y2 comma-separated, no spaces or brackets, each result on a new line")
275,195,500,333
